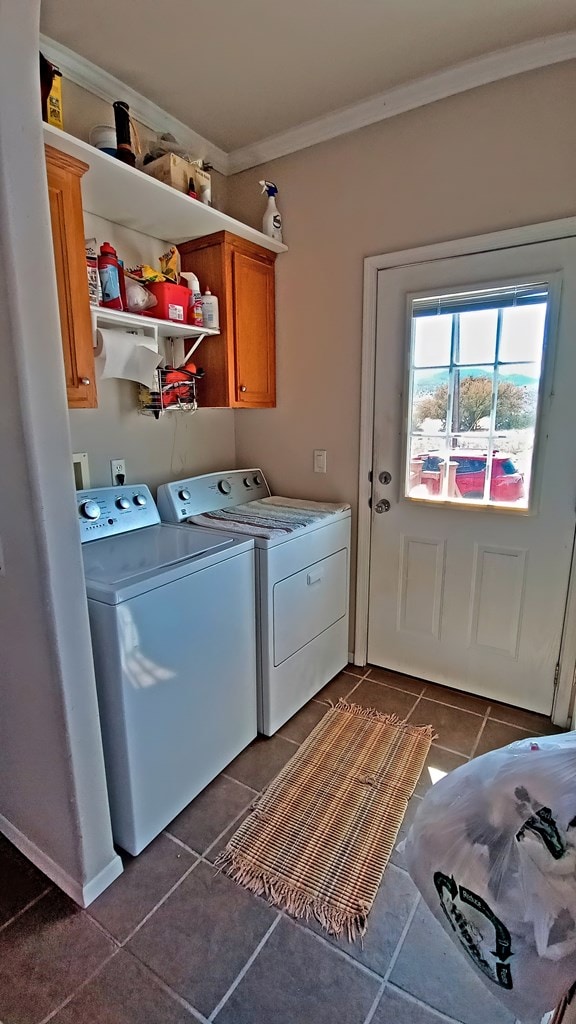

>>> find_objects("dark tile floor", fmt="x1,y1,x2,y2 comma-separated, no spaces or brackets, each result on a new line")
0,666,564,1024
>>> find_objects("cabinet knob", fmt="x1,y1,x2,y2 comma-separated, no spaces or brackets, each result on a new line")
80,377,91,386
239,385,247,393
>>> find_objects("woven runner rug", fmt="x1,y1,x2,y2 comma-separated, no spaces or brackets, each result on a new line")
216,700,434,940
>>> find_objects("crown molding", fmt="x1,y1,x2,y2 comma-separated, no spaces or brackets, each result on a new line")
228,31,576,173
39,34,231,175
41,31,576,177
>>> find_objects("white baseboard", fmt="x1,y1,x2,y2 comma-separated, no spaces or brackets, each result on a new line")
0,812,123,908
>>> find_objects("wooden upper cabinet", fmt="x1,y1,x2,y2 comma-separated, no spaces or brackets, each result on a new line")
45,145,96,409
179,231,276,408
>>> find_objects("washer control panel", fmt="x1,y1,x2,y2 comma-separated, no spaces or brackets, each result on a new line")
77,485,160,542
157,469,271,522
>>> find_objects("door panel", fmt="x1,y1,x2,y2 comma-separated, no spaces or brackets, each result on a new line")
368,240,576,713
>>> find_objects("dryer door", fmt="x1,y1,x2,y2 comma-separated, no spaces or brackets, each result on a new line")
273,549,348,665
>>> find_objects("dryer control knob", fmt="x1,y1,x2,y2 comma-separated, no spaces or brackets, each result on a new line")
253,474,262,486
218,479,232,495
116,497,130,510
80,500,100,521
178,488,191,502
243,477,253,488
133,493,147,507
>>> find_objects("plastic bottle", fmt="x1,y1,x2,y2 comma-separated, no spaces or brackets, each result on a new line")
201,287,219,330
180,271,204,327
98,242,123,310
259,180,283,242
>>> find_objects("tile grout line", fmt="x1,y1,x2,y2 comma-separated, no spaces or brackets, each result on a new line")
126,953,211,1024
469,704,493,759
219,772,259,793
285,911,389,985
119,859,200,947
385,981,468,1023
38,948,120,1024
207,914,282,1021
361,981,386,1024
382,892,421,985
0,886,52,934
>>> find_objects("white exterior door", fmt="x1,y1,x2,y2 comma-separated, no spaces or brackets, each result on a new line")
368,239,576,714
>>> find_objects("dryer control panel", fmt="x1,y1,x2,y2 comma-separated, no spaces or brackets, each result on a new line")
157,469,271,521
77,485,160,542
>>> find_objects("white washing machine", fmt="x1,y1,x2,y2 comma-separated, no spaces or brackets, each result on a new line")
157,470,351,736
78,484,257,855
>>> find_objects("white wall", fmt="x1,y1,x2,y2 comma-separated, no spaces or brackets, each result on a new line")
0,0,121,904
69,213,236,489
226,61,576,646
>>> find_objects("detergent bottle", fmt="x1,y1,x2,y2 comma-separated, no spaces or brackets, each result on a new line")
259,180,283,243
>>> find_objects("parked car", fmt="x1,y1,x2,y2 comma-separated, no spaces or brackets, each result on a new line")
415,450,524,502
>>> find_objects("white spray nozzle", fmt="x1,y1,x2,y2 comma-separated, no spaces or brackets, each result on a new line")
259,180,278,197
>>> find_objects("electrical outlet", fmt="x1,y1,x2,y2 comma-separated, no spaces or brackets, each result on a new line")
110,459,126,485
313,449,327,474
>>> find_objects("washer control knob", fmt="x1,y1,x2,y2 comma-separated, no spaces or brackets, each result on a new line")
80,500,100,521
133,493,147,507
253,474,262,486
243,477,253,488
218,479,232,495
116,497,130,510
178,488,191,502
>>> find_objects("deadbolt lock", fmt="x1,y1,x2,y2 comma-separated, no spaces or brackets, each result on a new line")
378,471,392,485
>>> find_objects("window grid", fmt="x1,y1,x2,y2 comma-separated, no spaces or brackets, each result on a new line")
407,299,547,507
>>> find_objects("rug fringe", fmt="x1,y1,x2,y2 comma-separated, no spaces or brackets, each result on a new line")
332,699,437,740
215,849,369,941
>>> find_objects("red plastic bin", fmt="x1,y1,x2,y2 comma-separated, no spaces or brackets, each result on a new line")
144,281,191,323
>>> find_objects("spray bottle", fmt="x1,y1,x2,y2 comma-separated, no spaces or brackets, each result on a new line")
259,180,283,243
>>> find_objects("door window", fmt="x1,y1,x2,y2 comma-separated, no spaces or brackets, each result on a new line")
405,283,549,509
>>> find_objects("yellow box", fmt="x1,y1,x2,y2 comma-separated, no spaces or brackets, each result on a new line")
47,74,63,130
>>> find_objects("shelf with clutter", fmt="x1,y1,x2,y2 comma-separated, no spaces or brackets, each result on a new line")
43,123,287,254
89,244,219,418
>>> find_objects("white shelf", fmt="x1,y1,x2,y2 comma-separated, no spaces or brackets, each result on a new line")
91,305,220,340
44,124,287,254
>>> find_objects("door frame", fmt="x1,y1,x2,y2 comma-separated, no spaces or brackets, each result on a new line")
355,216,576,727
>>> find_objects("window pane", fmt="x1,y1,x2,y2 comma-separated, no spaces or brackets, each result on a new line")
458,308,498,365
405,284,549,510
412,368,449,433
495,364,540,431
413,315,451,367
499,303,547,364
452,369,493,434
407,437,447,499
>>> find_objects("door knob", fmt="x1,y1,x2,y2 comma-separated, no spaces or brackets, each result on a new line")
374,499,391,514
378,470,392,485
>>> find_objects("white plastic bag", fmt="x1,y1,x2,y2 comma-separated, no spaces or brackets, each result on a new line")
404,732,576,1022
125,278,157,313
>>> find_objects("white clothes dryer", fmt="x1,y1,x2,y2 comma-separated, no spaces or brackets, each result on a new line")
157,471,351,736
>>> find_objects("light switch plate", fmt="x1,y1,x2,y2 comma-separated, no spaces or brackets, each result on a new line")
72,452,90,490
313,449,327,474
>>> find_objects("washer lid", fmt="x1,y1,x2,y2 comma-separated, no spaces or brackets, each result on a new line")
83,523,233,589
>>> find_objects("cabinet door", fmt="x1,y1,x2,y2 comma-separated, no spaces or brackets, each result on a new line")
46,151,96,409
232,250,276,407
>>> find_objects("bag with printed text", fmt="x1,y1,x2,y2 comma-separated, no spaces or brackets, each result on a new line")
403,732,576,1022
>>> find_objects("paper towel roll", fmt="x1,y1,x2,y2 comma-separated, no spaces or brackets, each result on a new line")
95,329,163,387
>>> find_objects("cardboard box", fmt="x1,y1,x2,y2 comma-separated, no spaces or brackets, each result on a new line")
143,152,211,201
47,74,63,130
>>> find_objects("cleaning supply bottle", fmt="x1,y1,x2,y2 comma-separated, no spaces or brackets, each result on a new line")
180,271,204,327
201,287,219,330
259,180,283,242
98,242,123,310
